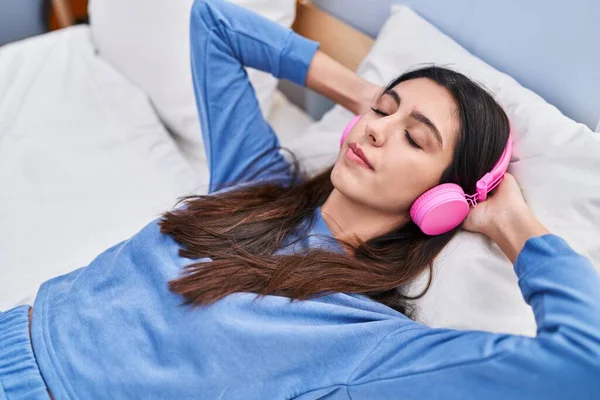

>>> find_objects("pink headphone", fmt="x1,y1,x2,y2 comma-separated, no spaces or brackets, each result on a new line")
340,115,513,235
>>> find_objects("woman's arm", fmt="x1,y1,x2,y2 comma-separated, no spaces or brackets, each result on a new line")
305,51,381,115
190,0,320,192
190,0,378,192
347,234,600,399
345,176,600,398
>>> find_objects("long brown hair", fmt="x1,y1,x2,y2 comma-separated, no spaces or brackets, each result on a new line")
159,66,510,318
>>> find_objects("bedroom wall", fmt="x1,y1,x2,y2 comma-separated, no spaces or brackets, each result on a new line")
279,0,393,120
311,0,600,130
0,0,47,46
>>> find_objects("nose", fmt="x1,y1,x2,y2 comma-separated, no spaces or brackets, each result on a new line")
365,116,392,147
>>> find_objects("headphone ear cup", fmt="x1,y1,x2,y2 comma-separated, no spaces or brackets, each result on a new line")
340,115,361,148
410,183,470,235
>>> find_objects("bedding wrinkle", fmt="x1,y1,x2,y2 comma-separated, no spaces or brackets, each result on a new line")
0,53,48,136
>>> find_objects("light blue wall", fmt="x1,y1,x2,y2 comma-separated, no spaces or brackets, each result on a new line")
313,0,600,130
0,0,47,46
314,0,392,38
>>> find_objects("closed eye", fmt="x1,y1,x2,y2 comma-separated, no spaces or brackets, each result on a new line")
405,131,421,149
371,107,388,117
372,107,421,149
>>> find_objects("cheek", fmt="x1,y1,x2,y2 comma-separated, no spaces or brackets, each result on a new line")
345,117,372,145
330,150,381,205
377,152,441,203
330,152,372,190
330,147,447,213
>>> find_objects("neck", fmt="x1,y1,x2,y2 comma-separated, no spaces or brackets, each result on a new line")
321,188,408,247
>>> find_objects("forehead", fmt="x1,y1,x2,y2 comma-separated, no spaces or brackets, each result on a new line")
392,78,460,148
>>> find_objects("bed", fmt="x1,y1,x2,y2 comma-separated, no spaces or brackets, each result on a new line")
1,0,599,341
0,17,314,309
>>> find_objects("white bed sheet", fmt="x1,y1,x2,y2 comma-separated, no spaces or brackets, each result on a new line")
0,26,314,310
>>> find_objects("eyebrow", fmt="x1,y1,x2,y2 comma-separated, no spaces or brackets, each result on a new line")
410,110,444,149
382,89,444,149
383,89,400,106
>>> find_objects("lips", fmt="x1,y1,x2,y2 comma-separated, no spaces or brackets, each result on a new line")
347,143,374,170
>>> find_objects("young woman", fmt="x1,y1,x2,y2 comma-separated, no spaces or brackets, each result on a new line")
1,0,599,399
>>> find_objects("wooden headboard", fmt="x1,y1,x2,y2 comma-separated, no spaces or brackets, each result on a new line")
292,0,373,72
49,0,372,71
49,0,372,72
49,0,88,30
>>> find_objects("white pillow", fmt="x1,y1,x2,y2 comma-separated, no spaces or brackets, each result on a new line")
0,26,202,309
293,5,600,335
88,0,296,172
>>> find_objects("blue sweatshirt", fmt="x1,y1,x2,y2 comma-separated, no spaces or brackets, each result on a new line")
31,0,600,399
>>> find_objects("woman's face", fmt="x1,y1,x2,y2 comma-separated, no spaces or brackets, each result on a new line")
331,78,461,216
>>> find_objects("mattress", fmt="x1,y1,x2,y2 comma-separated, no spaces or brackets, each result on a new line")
0,26,314,309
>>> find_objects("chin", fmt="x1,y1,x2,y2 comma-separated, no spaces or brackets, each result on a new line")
330,161,364,201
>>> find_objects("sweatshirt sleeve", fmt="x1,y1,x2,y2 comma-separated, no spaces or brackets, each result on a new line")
347,234,600,399
189,0,319,192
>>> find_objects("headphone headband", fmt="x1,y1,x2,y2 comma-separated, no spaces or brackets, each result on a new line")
475,133,513,202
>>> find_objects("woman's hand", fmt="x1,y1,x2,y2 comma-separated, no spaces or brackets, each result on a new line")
462,173,550,263
462,173,529,236
305,50,382,115
357,81,383,115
